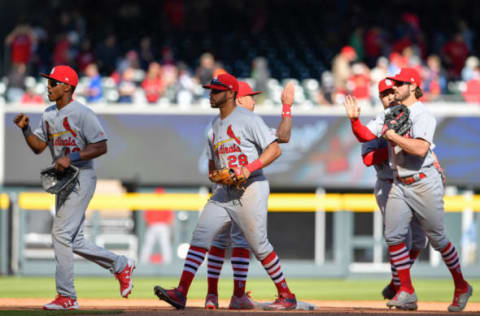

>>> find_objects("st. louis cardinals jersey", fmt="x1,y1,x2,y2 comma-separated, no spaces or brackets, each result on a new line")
388,101,435,177
33,100,107,168
206,106,277,181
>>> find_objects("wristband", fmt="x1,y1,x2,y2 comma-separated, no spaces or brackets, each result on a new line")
22,125,32,138
246,159,262,173
282,104,292,118
69,151,81,162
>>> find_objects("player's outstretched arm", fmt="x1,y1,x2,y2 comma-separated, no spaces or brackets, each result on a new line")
276,82,294,143
240,141,281,178
343,95,360,119
13,113,47,154
343,96,376,143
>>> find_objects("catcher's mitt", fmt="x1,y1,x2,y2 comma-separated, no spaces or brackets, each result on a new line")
382,104,412,136
41,165,80,200
210,167,247,190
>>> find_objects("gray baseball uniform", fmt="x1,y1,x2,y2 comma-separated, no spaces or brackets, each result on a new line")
361,137,426,251
33,100,128,299
383,101,448,251
191,106,276,260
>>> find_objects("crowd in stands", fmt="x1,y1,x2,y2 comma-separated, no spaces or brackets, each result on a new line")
2,0,480,107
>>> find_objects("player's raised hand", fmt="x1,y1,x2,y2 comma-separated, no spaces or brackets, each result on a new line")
343,95,360,119
13,113,30,129
281,82,295,106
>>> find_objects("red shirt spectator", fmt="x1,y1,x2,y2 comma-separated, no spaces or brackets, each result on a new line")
442,33,469,79
142,62,165,103
53,36,70,66
6,25,34,65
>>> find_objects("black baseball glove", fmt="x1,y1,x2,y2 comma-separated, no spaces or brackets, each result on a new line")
382,104,412,136
41,165,80,206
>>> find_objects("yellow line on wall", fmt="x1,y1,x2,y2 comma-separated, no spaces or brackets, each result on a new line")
16,192,480,212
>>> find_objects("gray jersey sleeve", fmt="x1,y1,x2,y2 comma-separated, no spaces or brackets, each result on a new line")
411,113,436,144
33,116,47,142
205,124,214,160
82,109,107,143
248,115,277,150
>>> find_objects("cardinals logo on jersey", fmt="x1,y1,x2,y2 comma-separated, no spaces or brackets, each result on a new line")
213,125,241,151
226,125,240,145
63,117,77,137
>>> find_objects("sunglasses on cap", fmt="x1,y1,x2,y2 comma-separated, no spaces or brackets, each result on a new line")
210,78,229,89
48,79,65,88
394,81,409,87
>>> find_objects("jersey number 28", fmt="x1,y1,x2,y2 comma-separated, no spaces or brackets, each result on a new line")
228,154,248,168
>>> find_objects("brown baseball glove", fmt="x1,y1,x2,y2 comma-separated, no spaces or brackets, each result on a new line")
210,167,247,189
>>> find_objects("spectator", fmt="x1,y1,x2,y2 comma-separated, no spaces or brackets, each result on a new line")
52,33,71,66
21,87,44,105
347,63,370,103
5,24,35,67
251,57,270,99
139,37,155,70
76,39,95,74
422,55,447,101
332,46,356,95
461,67,480,104
461,56,479,82
7,63,27,103
364,27,385,67
84,63,103,103
96,34,119,75
195,52,215,85
442,32,469,80
142,62,165,104
117,67,136,103
160,46,176,66
140,187,174,264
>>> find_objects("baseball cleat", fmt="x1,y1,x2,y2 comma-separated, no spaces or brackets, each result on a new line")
264,292,297,310
43,294,79,310
382,282,397,300
204,293,218,309
115,258,135,298
229,291,257,310
448,284,473,312
154,285,186,310
386,290,417,311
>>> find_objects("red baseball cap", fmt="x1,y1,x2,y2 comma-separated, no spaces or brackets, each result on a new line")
237,81,262,98
387,67,421,87
41,65,79,87
378,78,395,93
203,73,239,92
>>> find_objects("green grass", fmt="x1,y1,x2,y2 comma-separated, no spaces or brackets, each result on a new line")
0,276,479,302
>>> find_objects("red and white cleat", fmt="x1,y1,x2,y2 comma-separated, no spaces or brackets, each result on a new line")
115,258,135,298
43,294,79,310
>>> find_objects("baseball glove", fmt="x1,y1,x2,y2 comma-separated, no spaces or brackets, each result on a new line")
382,104,412,136
210,167,247,190
41,165,80,206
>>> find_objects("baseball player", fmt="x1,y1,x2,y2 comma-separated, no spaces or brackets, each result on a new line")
13,65,135,310
204,81,294,310
344,79,427,300
379,68,472,311
154,73,297,310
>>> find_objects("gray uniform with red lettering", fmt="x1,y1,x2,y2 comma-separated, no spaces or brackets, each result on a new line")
373,101,448,250
192,106,276,260
361,137,426,251
33,100,128,299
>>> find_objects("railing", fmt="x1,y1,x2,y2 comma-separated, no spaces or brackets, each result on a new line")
2,189,479,277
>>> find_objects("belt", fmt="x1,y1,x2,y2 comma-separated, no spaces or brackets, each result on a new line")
396,172,426,185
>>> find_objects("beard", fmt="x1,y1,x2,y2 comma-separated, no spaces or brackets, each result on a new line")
395,90,410,102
